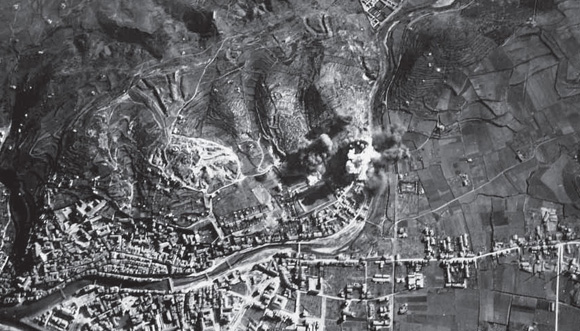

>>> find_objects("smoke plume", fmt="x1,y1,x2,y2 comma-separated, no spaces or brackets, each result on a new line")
371,123,409,168
364,123,409,193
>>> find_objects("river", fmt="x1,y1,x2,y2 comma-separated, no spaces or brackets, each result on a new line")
0,169,36,273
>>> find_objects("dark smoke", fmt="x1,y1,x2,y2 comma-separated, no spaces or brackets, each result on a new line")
372,123,405,151
365,164,388,195
371,123,409,168
280,134,335,182
365,123,409,194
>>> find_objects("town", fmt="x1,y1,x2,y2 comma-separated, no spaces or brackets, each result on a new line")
17,198,579,331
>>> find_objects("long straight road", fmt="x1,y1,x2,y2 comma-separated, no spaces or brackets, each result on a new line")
555,244,562,331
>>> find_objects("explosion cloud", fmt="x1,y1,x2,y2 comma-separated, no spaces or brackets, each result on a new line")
281,133,336,182
372,123,409,167
363,123,410,193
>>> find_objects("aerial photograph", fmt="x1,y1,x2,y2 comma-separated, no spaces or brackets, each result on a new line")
0,0,579,330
